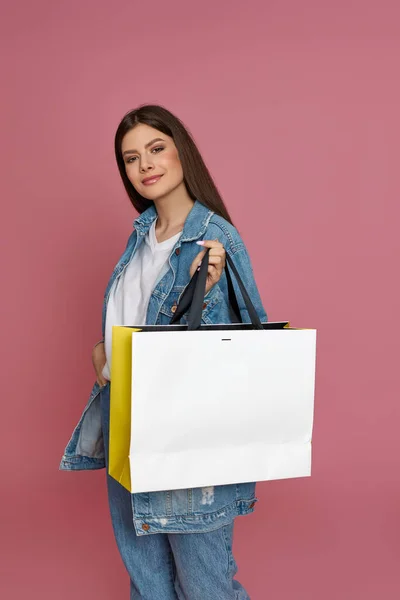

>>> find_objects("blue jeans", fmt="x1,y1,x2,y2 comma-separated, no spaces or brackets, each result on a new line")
100,387,250,599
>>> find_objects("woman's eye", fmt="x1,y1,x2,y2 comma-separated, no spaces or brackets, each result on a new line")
126,147,163,164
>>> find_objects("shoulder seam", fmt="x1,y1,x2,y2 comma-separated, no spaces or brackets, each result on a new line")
208,216,244,254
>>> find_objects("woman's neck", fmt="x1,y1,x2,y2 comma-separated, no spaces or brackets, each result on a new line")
153,185,195,241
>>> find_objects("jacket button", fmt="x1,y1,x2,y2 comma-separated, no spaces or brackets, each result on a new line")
142,523,150,531
171,304,177,314
249,502,256,509
202,302,207,310
175,247,180,255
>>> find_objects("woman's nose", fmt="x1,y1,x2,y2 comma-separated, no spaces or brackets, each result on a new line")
139,159,154,173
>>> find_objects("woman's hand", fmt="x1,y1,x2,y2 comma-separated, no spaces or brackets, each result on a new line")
92,341,108,387
189,240,226,295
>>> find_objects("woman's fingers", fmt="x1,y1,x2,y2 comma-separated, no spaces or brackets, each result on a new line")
197,241,226,266
208,254,224,266
97,376,108,387
92,341,108,386
189,249,208,277
207,264,219,278
190,240,226,293
194,248,208,264
196,240,224,249
96,368,107,386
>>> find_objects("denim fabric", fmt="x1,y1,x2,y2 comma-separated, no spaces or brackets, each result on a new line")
59,200,268,534
100,384,250,600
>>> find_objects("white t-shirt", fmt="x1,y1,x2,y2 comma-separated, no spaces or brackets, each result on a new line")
102,219,182,380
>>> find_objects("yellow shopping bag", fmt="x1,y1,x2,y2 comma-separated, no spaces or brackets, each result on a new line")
109,325,141,492
108,323,300,492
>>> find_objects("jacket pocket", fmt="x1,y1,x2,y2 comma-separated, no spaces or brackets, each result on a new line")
158,284,224,325
158,286,188,322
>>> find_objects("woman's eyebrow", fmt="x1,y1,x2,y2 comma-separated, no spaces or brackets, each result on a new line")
122,138,165,156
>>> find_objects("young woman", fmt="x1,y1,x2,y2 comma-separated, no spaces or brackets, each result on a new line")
60,104,267,599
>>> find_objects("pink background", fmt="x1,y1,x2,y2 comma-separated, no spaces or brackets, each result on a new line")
1,1,399,598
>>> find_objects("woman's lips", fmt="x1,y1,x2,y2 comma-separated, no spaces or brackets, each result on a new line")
142,175,163,185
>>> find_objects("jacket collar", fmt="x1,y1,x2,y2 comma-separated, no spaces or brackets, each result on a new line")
133,200,214,242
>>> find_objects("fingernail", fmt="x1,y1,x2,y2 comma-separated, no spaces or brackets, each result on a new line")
198,261,202,267
196,241,205,246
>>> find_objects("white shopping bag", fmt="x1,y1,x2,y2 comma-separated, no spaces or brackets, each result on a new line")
127,251,316,493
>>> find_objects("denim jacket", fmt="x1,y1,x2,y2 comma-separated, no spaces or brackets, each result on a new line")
60,200,268,535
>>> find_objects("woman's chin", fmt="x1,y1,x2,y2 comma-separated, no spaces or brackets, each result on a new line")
142,186,175,202
138,178,185,203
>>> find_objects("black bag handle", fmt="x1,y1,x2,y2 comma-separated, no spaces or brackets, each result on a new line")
169,251,241,325
170,249,263,331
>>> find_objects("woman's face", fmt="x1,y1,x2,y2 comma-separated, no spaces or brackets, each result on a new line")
121,124,185,200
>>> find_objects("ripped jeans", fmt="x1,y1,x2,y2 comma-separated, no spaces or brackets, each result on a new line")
100,384,251,600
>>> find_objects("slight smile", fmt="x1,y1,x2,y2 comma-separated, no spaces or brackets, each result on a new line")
142,175,164,185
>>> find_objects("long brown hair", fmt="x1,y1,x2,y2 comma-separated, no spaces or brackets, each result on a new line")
114,104,234,225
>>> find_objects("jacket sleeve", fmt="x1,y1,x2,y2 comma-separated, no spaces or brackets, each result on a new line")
202,242,268,325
